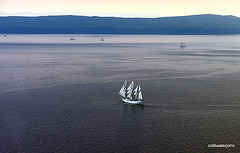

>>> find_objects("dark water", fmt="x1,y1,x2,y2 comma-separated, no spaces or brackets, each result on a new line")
1,34,240,153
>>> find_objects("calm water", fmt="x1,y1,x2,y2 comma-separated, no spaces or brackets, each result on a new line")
1,34,240,153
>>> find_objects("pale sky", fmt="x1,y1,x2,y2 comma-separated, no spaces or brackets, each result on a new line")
0,0,240,17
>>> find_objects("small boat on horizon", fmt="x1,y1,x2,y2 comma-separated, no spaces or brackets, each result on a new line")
119,81,144,104
180,42,186,48
70,37,75,41
100,37,104,41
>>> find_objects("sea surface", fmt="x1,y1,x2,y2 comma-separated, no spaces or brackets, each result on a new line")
0,34,240,153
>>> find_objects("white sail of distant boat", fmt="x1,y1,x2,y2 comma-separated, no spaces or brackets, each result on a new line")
118,81,144,104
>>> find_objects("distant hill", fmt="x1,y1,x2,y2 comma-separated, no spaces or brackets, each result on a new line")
1,14,240,34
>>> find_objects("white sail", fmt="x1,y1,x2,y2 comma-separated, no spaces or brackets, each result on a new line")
120,90,126,98
134,85,138,93
127,81,134,91
119,85,125,98
138,85,143,100
119,81,126,93
138,85,141,91
124,80,127,87
127,81,134,99
138,91,143,100
119,80,127,98
134,85,139,99
119,84,124,93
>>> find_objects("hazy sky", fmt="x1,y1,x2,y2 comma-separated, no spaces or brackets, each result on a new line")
1,0,240,17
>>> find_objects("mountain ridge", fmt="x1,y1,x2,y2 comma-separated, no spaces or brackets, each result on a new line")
1,14,240,34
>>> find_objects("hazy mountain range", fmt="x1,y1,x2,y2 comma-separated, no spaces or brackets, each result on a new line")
1,14,240,34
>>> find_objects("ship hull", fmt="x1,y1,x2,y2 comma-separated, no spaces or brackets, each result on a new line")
122,98,144,104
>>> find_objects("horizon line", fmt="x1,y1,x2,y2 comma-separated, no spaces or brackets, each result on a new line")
0,12,238,19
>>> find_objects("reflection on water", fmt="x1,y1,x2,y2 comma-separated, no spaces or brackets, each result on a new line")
0,35,240,153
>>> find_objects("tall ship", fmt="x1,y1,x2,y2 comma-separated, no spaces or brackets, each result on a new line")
118,81,144,104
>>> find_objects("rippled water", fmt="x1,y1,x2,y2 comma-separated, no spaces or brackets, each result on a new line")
1,34,240,153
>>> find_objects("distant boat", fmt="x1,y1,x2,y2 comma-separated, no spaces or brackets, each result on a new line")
180,42,186,48
4,35,6,37
119,81,144,104
70,37,75,41
100,37,104,41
